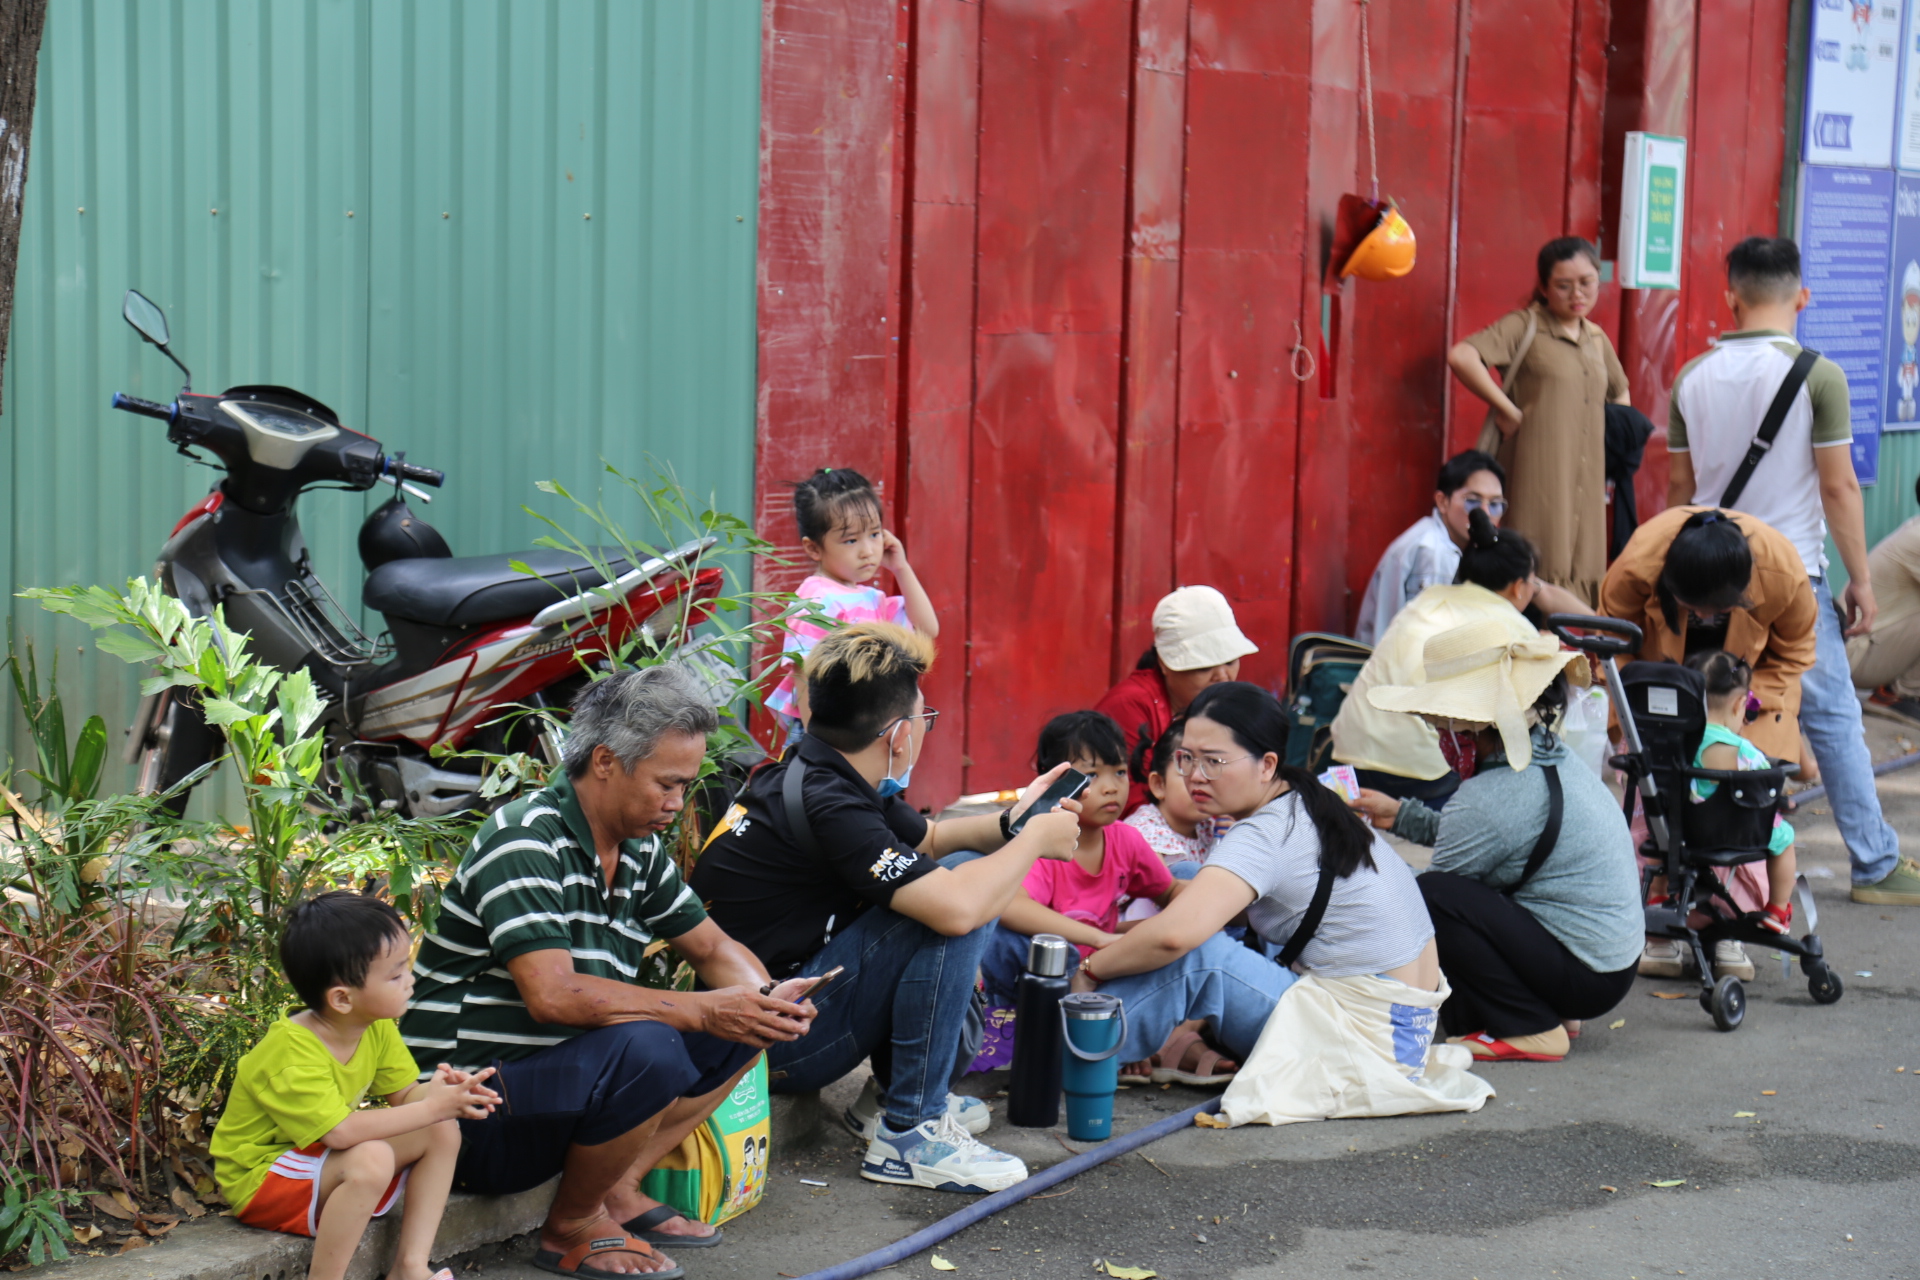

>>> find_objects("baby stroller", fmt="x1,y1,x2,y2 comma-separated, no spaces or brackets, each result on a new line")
1545,615,1844,1031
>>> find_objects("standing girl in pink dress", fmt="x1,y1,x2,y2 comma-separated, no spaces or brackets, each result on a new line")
765,468,939,734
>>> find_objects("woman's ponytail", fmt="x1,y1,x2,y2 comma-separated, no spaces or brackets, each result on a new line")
1454,507,1538,595
1185,683,1377,879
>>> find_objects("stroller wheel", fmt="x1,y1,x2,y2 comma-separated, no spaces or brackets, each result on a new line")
1708,975,1746,1031
1807,963,1844,1005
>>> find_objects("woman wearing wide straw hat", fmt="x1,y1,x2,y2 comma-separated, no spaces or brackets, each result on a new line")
1353,616,1642,1063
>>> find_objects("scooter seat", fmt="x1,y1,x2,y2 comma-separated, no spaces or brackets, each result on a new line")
364,547,637,628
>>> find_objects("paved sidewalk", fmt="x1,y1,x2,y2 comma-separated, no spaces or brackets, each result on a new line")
51,715,1920,1280
453,712,1920,1280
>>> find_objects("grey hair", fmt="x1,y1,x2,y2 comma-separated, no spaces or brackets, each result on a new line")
562,665,719,777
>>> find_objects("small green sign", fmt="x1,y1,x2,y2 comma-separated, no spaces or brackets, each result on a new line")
1644,165,1677,275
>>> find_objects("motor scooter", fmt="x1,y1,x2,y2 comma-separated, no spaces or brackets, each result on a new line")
111,289,723,817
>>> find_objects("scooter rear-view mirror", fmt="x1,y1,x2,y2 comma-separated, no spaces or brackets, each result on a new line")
123,290,169,347
122,289,193,393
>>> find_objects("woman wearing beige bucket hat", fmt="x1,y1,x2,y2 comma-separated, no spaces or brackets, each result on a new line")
1357,616,1642,1063
1096,586,1259,814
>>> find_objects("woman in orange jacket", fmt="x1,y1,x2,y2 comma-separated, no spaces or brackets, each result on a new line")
1600,506,1816,763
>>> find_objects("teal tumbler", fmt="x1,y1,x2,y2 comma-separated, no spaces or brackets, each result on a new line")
1059,992,1127,1141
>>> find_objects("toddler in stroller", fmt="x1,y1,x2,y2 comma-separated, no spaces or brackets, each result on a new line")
1545,615,1844,1031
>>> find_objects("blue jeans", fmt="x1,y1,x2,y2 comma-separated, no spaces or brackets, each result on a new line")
981,861,1290,1064
979,860,1209,1003
1100,934,1295,1063
1806,577,1900,883
766,856,989,1133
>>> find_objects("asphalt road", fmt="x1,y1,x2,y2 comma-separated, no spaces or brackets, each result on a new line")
454,711,1920,1280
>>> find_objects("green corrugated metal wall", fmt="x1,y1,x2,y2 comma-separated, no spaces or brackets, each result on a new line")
1,0,760,803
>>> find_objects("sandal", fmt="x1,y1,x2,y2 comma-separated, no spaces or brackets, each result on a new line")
1149,1025,1238,1085
1118,1059,1154,1085
533,1230,685,1280
1449,1031,1565,1063
621,1205,723,1249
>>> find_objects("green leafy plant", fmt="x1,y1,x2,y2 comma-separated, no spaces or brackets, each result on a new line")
21,579,468,1100
0,1179,77,1267
7,626,108,808
470,463,815,825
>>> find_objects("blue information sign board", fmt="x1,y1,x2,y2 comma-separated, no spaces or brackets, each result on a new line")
1799,165,1896,483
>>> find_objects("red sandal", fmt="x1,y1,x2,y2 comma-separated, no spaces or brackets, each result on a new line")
1449,1031,1566,1063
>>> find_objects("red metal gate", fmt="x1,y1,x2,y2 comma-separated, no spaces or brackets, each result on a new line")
756,0,1792,807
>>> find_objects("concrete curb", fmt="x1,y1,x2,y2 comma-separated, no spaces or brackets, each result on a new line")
46,1092,834,1280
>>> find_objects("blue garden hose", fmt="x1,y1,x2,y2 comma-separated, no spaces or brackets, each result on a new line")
790,1098,1224,1280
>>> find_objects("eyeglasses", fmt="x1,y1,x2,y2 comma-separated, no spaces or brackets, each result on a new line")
1463,495,1508,518
1172,748,1252,780
879,706,940,739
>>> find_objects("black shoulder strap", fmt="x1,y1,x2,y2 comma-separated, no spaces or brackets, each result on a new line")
1506,765,1564,896
1718,347,1819,510
1275,859,1339,970
781,753,823,860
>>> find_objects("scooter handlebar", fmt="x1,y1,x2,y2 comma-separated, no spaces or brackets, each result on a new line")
388,459,445,487
111,392,173,420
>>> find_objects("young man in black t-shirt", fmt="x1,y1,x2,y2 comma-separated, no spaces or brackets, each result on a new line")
691,623,1079,1194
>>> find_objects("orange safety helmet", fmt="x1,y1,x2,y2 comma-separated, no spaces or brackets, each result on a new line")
1340,204,1417,282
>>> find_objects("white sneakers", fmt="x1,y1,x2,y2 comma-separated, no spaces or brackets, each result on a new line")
1712,940,1755,979
860,1111,1028,1194
1638,939,1685,977
841,1077,990,1142
1637,938,1753,979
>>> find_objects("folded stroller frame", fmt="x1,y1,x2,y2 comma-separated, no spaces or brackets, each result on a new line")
1545,615,1845,1031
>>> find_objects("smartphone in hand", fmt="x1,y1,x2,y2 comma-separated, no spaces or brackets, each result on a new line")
1005,767,1091,837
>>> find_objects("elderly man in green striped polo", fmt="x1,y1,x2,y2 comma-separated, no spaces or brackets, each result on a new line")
400,666,816,1279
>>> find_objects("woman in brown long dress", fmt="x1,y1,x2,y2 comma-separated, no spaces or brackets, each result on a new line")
1447,238,1631,604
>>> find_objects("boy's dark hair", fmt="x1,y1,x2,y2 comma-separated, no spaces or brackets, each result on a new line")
1726,237,1802,306
1534,237,1601,297
1657,510,1753,629
1035,710,1129,774
1185,683,1376,879
1130,717,1186,783
804,622,934,751
281,891,408,1013
792,467,884,544
1436,450,1505,497
1685,648,1753,699
1453,507,1538,593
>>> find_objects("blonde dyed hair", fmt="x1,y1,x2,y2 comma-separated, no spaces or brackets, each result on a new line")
803,622,935,748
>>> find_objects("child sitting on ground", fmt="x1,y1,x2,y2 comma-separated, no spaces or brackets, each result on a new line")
1686,650,1800,933
981,712,1184,1000
1123,719,1218,869
212,892,500,1280
764,468,939,735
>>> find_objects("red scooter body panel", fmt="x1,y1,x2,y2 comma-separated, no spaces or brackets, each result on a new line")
354,567,726,750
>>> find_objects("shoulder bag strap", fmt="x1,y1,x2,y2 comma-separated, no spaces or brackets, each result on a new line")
781,753,824,860
1718,347,1820,510
1274,858,1340,970
1507,307,1540,383
1505,765,1564,896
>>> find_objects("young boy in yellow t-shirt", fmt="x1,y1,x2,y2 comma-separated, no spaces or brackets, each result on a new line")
212,892,500,1280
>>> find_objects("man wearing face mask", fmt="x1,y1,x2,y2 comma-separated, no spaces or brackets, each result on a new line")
690,623,1081,1195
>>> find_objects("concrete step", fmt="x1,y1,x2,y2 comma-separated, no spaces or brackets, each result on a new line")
46,1091,837,1280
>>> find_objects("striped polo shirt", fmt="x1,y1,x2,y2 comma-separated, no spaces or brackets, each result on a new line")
399,773,707,1072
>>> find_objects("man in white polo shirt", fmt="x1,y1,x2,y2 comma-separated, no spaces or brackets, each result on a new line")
1667,235,1917,907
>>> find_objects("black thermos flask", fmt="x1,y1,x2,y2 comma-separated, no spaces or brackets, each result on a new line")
1008,933,1072,1128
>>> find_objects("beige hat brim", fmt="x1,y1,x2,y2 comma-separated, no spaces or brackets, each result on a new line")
1367,642,1584,769
1157,625,1259,672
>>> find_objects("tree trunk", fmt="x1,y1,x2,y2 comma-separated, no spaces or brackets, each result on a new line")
0,0,49,415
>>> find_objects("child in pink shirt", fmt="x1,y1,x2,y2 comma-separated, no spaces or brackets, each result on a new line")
765,468,938,732
981,713,1183,1003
